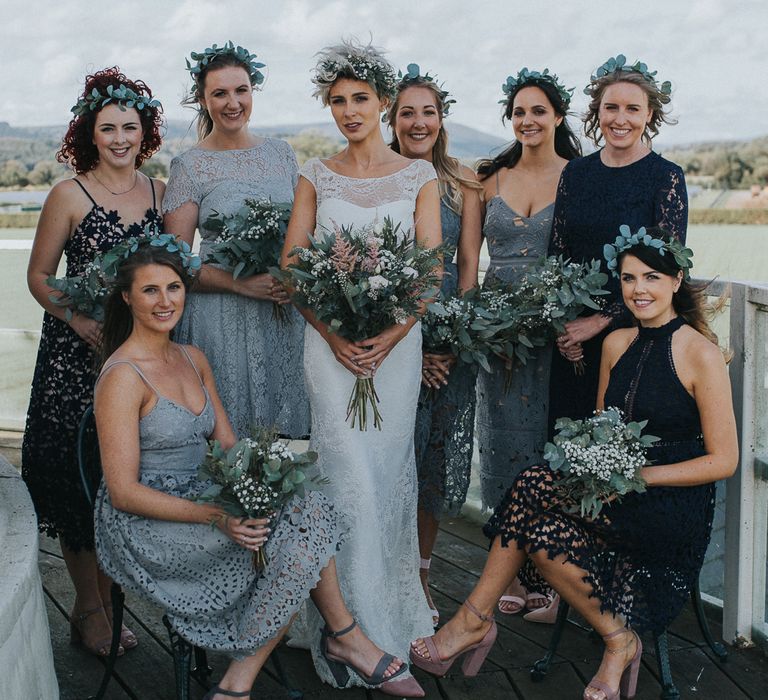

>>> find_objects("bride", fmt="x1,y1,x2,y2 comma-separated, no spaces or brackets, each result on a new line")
281,39,441,697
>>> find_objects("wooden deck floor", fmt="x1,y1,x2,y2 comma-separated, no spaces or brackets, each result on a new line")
41,516,768,700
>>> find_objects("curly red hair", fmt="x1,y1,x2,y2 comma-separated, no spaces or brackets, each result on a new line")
57,67,164,174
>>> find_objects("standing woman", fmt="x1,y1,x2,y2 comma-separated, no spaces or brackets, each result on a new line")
474,69,580,614
387,65,483,626
548,55,687,427
282,39,442,697
164,42,308,439
23,67,164,656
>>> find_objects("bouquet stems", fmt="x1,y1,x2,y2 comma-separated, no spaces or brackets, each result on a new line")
253,547,269,572
272,301,292,324
346,376,382,431
571,358,586,376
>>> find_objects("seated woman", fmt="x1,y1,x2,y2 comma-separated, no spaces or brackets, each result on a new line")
409,227,738,700
93,238,415,699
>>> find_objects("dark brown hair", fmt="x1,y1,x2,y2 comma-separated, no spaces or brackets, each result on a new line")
98,244,193,367
57,67,163,174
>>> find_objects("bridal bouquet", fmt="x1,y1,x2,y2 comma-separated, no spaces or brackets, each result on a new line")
47,261,110,322
196,428,320,571
422,288,493,373
543,407,659,519
513,256,609,374
274,217,443,430
204,199,293,322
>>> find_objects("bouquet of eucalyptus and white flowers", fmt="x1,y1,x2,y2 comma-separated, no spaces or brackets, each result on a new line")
514,256,609,374
205,199,293,322
47,261,110,322
196,427,320,571
273,217,443,430
543,407,659,519
471,282,548,391
421,288,493,373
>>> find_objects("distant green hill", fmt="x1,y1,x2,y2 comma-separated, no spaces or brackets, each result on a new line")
0,118,507,171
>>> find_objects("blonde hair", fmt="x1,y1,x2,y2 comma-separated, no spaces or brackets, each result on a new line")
387,79,480,214
584,71,676,147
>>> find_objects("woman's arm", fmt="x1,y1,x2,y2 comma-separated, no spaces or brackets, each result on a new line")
641,338,738,486
457,168,482,292
654,165,688,244
27,181,102,346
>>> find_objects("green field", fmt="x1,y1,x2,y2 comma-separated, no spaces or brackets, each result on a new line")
2,224,767,429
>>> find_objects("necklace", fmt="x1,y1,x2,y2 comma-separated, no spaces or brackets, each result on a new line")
91,171,139,196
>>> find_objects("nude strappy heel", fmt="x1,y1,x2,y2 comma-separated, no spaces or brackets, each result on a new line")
583,627,642,700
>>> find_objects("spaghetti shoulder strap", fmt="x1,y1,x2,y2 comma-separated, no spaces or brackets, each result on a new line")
72,178,98,206
494,170,500,195
178,345,205,388
99,360,160,397
149,177,157,209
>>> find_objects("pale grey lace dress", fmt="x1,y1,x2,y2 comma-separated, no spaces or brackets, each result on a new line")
93,349,344,658
476,188,554,509
414,199,478,515
163,139,309,439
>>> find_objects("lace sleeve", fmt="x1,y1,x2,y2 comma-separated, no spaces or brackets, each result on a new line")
299,158,320,190
547,167,570,257
414,159,438,192
654,164,688,243
163,155,199,213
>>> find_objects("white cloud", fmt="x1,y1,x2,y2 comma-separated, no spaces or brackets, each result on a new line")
1,0,766,145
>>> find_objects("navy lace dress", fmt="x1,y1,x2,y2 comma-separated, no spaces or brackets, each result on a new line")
414,198,478,515
485,317,715,634
22,179,162,551
547,150,687,432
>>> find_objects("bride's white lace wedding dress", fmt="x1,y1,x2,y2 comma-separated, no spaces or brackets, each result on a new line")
291,157,437,687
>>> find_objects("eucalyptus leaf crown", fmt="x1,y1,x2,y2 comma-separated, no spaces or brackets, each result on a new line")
313,46,398,100
501,68,574,108
71,84,162,117
396,63,456,116
603,225,693,278
585,54,671,96
99,230,202,282
185,41,266,90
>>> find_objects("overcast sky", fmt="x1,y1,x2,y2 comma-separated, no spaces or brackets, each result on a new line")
2,0,766,147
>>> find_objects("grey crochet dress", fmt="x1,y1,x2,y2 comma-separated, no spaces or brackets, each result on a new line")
476,192,553,509
163,139,309,439
94,351,344,658
414,199,478,515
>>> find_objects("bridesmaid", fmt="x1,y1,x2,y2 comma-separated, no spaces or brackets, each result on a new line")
548,54,687,427
23,66,164,656
164,41,309,439
474,69,580,615
387,65,483,626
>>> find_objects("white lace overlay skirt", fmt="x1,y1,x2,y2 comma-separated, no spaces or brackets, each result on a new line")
290,322,434,687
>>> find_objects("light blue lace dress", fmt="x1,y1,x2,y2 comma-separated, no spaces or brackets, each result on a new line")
163,139,309,439
476,182,554,509
414,198,478,515
94,349,344,658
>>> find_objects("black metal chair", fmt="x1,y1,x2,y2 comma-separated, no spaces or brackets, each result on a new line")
529,577,728,699
77,405,302,700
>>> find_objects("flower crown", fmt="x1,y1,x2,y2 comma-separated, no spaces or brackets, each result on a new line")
501,68,574,108
603,225,693,278
396,63,456,116
315,51,398,100
585,54,671,96
98,230,202,282
186,41,266,90
71,84,161,117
